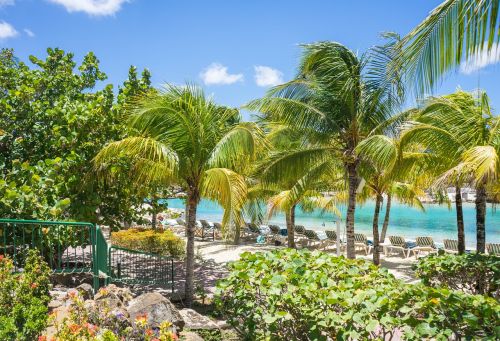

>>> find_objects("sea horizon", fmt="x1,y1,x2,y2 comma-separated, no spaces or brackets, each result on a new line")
165,198,500,248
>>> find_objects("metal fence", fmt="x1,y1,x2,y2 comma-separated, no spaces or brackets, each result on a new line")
108,245,174,291
0,219,175,293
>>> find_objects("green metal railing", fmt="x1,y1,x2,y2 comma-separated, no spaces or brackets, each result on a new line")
0,219,175,293
108,245,174,291
95,226,109,278
0,219,99,290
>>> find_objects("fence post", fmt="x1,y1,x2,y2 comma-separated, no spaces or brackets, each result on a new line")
92,224,100,293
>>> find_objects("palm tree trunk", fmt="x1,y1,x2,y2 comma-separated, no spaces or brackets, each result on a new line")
346,163,359,259
185,188,199,307
380,194,392,242
233,222,241,245
455,186,465,254
475,185,487,253
286,204,296,248
372,194,382,265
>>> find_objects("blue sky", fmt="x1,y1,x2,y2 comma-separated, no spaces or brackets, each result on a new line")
1,0,500,119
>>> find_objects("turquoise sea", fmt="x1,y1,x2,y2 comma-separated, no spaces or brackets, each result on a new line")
165,199,500,248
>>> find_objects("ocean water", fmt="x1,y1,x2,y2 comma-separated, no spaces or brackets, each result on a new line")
165,199,499,248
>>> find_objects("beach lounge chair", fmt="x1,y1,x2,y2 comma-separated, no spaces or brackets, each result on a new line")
385,236,413,258
303,230,330,250
487,243,500,255
413,236,438,257
354,233,372,255
266,224,281,243
294,225,307,241
325,230,345,251
246,222,261,235
213,222,223,239
196,220,215,241
443,239,459,254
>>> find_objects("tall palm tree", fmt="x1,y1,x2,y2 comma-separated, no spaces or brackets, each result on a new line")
247,39,403,258
94,84,264,305
397,0,500,94
402,90,499,253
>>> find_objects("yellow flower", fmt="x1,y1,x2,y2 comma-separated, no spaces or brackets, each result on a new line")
430,298,440,305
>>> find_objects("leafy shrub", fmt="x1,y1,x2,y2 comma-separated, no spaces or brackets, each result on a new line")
414,253,500,299
111,228,185,257
216,249,500,340
47,289,177,340
0,250,51,341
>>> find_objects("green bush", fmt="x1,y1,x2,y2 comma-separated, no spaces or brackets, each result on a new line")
215,249,500,340
414,253,500,299
0,250,52,341
111,227,185,257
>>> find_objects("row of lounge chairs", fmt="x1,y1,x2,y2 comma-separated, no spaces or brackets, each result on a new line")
173,218,222,241
245,222,500,257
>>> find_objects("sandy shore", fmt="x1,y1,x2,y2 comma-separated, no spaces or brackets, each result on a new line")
193,239,420,286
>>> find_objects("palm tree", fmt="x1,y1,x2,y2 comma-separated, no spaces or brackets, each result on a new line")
254,126,342,248
402,90,499,253
247,38,403,258
357,135,425,264
397,0,500,94
94,84,264,305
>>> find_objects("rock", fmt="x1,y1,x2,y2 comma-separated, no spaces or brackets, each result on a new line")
179,331,204,341
94,284,132,310
179,308,219,330
127,292,184,329
48,299,63,311
76,283,93,300
215,319,230,330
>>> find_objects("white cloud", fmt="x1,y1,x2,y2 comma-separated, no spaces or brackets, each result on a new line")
254,65,284,87
24,28,34,37
47,0,128,16
460,43,500,74
0,0,15,7
200,63,243,85
0,21,18,39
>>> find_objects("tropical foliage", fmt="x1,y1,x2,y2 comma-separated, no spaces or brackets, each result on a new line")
95,84,265,305
111,228,185,257
414,253,500,299
0,251,51,341
401,90,500,253
247,36,404,258
396,0,500,94
0,48,155,228
216,249,500,340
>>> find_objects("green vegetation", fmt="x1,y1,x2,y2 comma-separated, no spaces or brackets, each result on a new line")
94,85,265,306
396,0,500,94
414,253,500,299
247,38,406,259
0,250,51,341
111,227,185,257
0,48,155,228
216,249,500,340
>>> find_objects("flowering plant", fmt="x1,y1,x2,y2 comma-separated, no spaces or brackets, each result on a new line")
0,250,51,340
48,290,177,341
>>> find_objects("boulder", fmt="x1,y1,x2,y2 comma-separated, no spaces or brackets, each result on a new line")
127,292,184,329
94,284,132,310
179,308,219,330
76,283,93,300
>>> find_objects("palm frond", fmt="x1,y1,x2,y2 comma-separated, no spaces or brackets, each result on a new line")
200,168,247,234
397,0,500,94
